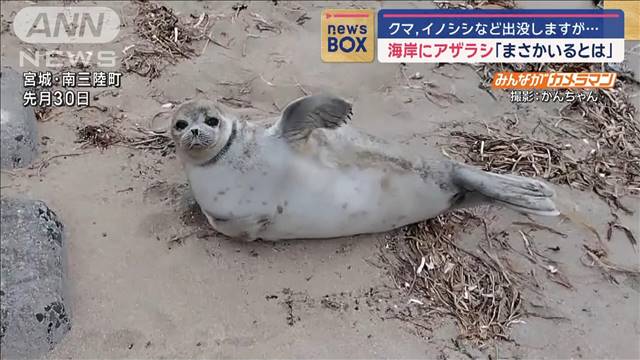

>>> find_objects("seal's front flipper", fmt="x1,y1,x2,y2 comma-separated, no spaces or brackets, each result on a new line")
203,211,272,242
452,165,559,216
272,95,353,142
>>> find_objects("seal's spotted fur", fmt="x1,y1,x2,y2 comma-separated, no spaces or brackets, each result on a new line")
170,95,558,241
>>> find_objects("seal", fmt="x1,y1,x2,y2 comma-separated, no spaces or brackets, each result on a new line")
170,95,559,241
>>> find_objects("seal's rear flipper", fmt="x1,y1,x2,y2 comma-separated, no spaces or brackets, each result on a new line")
452,165,560,216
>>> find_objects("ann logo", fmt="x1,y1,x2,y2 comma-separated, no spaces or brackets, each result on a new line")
321,9,375,62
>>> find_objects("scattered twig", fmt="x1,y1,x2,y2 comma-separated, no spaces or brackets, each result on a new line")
251,12,280,33
400,65,463,108
581,244,640,283
513,221,568,238
126,126,175,156
607,220,638,252
33,152,86,176
232,2,248,22
296,13,311,26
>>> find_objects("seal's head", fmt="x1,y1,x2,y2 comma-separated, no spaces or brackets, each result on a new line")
171,99,235,165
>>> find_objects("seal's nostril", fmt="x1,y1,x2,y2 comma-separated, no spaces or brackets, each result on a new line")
191,129,199,135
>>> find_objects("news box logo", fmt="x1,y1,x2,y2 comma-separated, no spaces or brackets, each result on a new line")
321,9,375,63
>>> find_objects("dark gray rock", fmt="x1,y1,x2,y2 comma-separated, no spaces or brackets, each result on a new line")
1,198,71,359
1,67,38,169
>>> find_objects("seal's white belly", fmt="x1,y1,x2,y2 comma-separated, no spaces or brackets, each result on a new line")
186,144,453,240
268,162,452,239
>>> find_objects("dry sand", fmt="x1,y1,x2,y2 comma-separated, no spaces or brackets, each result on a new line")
1,1,639,359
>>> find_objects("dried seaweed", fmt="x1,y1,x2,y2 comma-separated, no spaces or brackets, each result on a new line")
449,131,574,180
560,80,640,212
380,211,527,343
135,2,211,57
122,1,213,78
76,124,124,149
121,47,166,79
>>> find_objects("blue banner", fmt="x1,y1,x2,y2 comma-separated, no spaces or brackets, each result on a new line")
377,9,624,39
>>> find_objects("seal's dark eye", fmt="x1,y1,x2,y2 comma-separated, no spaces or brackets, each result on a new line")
175,120,188,130
204,116,219,127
